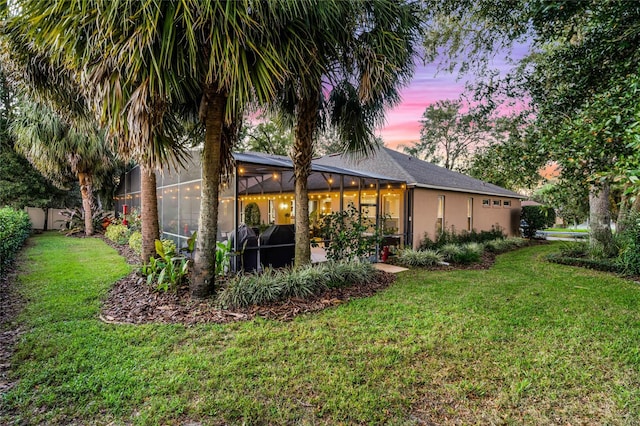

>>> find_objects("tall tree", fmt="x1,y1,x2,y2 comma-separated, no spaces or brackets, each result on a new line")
0,69,72,209
404,99,488,171
237,119,293,156
0,12,119,233
424,0,640,253
10,101,115,235
274,0,420,266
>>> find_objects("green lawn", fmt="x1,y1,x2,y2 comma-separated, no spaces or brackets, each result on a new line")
544,227,590,233
2,232,640,425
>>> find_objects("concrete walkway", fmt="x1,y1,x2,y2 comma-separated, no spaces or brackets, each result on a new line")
373,263,408,274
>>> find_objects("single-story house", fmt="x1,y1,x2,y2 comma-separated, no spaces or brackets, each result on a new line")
114,147,523,256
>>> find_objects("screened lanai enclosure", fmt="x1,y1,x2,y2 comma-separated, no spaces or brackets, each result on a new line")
114,151,407,269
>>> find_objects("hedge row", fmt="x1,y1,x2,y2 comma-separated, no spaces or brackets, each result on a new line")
0,207,31,274
546,253,623,274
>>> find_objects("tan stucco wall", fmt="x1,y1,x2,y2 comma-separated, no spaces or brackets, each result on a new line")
411,188,521,248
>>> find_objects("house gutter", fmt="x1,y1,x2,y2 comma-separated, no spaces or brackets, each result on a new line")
408,183,525,199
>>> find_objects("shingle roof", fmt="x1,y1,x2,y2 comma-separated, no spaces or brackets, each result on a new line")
314,147,523,199
233,151,401,181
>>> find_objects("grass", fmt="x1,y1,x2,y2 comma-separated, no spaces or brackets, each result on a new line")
2,232,640,424
544,227,590,233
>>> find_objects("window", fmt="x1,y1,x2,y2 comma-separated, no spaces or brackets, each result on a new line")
436,195,445,232
503,200,512,207
493,199,501,207
467,198,473,231
268,199,275,223
482,199,490,207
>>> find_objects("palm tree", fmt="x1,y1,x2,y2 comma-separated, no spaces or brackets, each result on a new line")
10,0,314,296
11,101,115,235
1,2,191,262
273,0,419,266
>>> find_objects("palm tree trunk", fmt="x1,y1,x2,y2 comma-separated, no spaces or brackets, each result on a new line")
192,90,226,298
589,182,615,257
140,165,159,263
292,95,318,267
78,172,94,236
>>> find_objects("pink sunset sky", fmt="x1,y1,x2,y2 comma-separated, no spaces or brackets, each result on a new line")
378,43,530,151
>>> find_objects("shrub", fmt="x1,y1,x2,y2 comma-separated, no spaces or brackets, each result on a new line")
319,203,382,262
319,261,376,288
546,253,623,273
216,261,377,309
419,226,505,250
484,238,511,253
455,242,484,264
128,231,142,255
139,239,189,292
439,243,462,262
437,242,484,264
558,241,588,258
396,248,444,267
244,202,261,227
617,213,640,275
485,237,528,253
0,207,31,273
521,205,555,239
58,207,114,236
105,224,131,245
161,238,177,257
504,237,527,248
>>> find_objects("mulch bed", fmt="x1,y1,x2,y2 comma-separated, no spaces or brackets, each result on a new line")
100,270,396,325
100,236,397,325
100,238,545,325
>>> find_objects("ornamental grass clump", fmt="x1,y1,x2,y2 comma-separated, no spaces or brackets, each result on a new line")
457,242,484,264
438,242,483,264
439,244,462,263
321,261,376,288
396,248,444,267
484,238,512,253
282,266,324,299
216,261,376,309
504,237,527,248
485,237,527,253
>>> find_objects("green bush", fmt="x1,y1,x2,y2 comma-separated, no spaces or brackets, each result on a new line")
484,238,511,253
139,239,189,292
439,243,462,262
504,237,527,248
455,242,484,264
0,207,31,273
244,202,261,227
396,248,443,267
419,226,505,250
546,253,623,273
105,224,131,245
521,205,555,238
161,239,177,257
216,261,377,309
437,242,484,264
128,231,142,255
617,213,640,275
319,203,382,262
485,237,528,254
58,207,114,235
558,241,588,258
